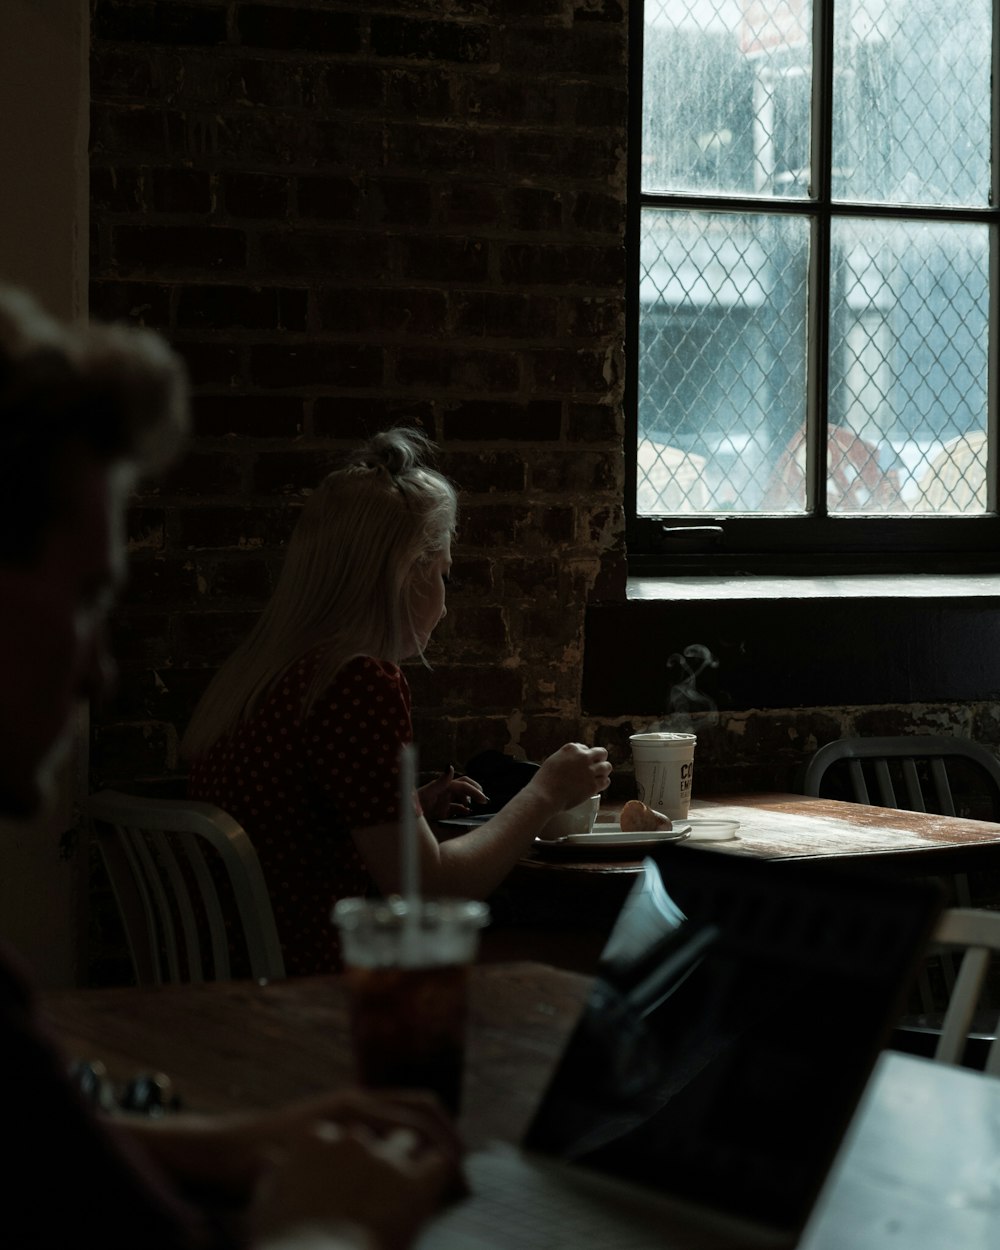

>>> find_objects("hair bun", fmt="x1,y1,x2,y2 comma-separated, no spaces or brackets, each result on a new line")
349,426,436,477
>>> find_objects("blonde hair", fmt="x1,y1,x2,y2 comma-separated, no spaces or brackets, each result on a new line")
181,427,457,758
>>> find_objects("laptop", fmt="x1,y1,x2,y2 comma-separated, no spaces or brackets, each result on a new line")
416,845,944,1250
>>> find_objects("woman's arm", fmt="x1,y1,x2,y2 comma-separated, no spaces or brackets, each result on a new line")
352,743,611,898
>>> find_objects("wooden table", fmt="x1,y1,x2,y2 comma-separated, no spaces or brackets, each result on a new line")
42,965,1000,1249
797,1050,1000,1249
42,962,591,1150
488,791,1000,972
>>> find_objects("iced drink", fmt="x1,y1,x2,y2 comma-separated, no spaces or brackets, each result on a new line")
333,897,489,1116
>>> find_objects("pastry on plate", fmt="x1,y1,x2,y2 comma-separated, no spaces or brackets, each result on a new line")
620,799,673,832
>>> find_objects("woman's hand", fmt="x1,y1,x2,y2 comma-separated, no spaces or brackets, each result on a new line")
530,743,612,813
418,766,488,822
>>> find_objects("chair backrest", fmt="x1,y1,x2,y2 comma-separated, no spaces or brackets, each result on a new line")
802,734,1000,821
931,907,1000,1075
87,790,286,986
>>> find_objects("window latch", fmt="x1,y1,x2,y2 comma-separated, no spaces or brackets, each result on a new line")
657,525,725,550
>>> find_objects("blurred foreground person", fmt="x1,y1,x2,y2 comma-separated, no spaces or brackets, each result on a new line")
0,286,462,1249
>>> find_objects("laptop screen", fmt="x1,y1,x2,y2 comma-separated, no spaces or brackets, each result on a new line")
523,846,943,1233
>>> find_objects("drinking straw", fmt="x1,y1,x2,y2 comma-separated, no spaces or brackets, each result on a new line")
399,742,420,905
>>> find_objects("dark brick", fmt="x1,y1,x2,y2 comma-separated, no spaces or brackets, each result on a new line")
386,124,497,176
439,451,526,494
90,47,159,98
396,348,519,393
461,76,560,127
297,176,363,222
107,612,172,665
536,506,576,543
568,295,622,337
157,449,245,497
193,394,304,439
443,401,561,441
450,292,559,339
113,225,247,273
222,57,311,109
501,26,624,77
316,287,448,336
121,555,201,606
368,179,435,227
384,67,454,118
407,664,522,712
313,398,435,439
530,348,621,393
573,1,625,23
531,450,617,493
567,402,619,441
173,610,259,665
508,187,563,232
151,168,212,214
90,280,171,328
500,243,623,288
455,503,527,546
506,132,623,182
250,343,383,389
172,340,243,387
127,508,166,552
574,81,628,128
399,236,488,283
258,231,391,280
432,604,508,654
501,557,561,597
371,17,493,64
319,63,385,110
238,5,361,53
93,1,228,46
223,172,290,219
252,451,343,495
90,104,188,158
171,502,300,548
91,166,144,213
197,556,274,602
443,183,503,228
176,284,307,331
571,190,624,235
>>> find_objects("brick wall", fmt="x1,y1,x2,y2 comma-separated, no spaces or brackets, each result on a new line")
89,0,629,795
87,0,1000,810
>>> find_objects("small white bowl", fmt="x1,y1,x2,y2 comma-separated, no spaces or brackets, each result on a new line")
538,795,601,841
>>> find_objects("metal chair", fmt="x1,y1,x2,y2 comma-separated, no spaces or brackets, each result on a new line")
802,734,1000,1017
802,735,1000,832
923,907,1000,1075
87,789,286,985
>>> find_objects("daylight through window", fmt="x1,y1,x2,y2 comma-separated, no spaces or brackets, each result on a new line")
635,0,995,546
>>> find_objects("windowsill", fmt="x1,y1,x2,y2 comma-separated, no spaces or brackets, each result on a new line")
627,572,1000,601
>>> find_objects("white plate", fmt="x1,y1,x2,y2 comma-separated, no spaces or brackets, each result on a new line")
533,824,691,854
685,818,740,842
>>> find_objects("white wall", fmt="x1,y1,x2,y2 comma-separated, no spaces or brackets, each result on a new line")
0,1,90,988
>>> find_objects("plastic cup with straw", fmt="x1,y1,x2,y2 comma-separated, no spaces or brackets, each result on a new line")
332,742,489,1114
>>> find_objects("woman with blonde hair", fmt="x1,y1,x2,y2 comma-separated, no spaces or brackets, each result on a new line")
183,427,610,973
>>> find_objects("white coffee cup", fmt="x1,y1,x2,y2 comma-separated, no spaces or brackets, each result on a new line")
629,732,696,821
538,794,600,841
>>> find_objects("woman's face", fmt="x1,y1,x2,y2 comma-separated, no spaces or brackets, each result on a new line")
405,537,452,657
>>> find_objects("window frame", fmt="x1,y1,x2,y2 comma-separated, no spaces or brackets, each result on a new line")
626,0,1000,577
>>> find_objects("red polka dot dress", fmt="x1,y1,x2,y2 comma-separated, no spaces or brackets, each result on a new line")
188,651,410,975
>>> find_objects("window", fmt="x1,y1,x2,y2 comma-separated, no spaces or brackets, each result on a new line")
628,0,999,574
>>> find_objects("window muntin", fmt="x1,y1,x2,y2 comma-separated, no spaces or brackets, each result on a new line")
633,0,997,565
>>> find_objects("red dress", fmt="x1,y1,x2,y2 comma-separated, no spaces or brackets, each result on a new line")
188,652,410,974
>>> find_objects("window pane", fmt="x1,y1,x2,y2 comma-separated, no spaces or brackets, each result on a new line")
638,209,808,513
828,218,989,515
643,1,812,197
833,0,992,207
